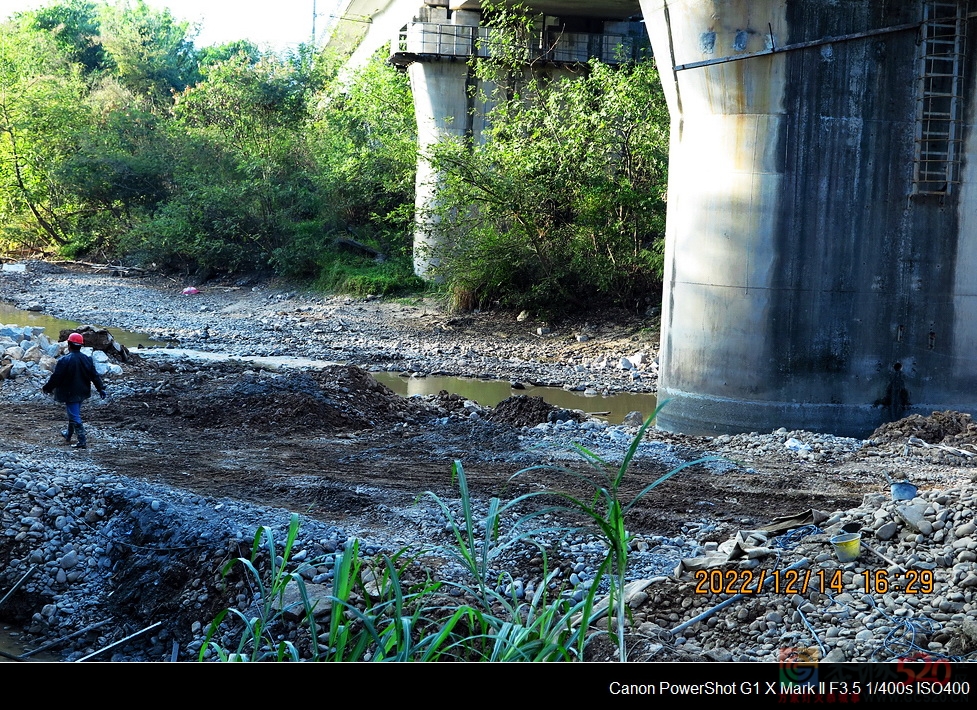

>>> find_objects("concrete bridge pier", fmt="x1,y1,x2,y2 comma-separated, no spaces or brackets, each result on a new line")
396,5,484,277
641,0,977,437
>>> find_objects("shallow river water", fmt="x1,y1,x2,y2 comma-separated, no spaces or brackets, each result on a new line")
0,302,165,349
1,301,658,424
372,372,657,424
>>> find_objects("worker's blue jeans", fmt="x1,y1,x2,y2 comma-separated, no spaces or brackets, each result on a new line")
65,402,82,425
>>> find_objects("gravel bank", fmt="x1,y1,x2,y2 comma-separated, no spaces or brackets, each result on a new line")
1,261,976,664
1,262,660,393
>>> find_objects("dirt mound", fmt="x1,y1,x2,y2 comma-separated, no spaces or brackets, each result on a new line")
487,395,578,428
429,390,469,415
870,410,977,446
132,364,429,432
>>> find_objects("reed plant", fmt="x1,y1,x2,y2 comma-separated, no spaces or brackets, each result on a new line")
201,514,468,661
200,512,308,661
422,460,601,660
509,402,718,661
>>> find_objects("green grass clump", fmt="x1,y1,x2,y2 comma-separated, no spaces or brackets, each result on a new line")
200,513,466,662
422,460,600,661
314,254,425,297
509,401,719,661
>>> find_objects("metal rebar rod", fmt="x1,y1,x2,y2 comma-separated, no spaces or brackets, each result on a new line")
73,621,162,662
675,22,921,72
19,619,112,659
0,566,37,611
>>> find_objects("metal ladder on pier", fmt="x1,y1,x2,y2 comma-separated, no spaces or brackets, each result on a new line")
914,1,968,195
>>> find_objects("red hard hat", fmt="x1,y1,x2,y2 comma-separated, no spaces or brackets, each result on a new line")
67,333,84,345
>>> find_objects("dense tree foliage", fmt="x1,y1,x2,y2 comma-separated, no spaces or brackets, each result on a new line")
0,0,419,291
427,6,669,313
23,0,107,73
0,22,89,247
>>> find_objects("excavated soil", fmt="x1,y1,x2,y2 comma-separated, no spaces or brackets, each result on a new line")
2,354,877,536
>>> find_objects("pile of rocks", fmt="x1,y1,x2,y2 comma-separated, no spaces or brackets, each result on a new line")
1,324,61,381
710,427,866,465
0,324,125,390
629,483,977,662
0,449,348,661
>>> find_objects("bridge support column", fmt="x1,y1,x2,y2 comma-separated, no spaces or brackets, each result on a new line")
392,4,647,279
641,0,977,437
394,6,482,278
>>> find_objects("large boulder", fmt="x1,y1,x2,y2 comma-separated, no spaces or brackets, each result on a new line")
58,326,130,362
22,345,43,363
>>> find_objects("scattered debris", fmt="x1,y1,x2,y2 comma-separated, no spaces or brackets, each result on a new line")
635,483,977,662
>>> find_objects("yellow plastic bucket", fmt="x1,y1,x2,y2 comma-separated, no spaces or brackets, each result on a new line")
830,532,861,562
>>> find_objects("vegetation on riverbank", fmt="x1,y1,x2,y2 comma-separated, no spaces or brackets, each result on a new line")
428,4,670,315
0,0,417,289
0,0,669,315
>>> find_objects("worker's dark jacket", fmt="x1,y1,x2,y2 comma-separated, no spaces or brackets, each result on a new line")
42,350,105,403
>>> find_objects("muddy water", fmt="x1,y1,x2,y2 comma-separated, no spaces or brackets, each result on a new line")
0,299,658,424
0,629,59,662
0,302,165,349
373,373,657,425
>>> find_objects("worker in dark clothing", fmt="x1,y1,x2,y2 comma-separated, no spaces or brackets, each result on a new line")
42,332,106,449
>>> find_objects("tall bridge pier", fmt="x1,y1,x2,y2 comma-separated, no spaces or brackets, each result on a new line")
387,1,646,276
642,0,977,437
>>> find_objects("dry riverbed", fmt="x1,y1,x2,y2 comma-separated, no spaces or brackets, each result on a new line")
1,261,976,663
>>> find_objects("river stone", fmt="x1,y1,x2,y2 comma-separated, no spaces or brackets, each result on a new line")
952,536,975,550
703,648,733,662
823,648,847,662
59,550,79,569
896,503,932,535
875,521,898,540
272,582,332,620
623,411,644,427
